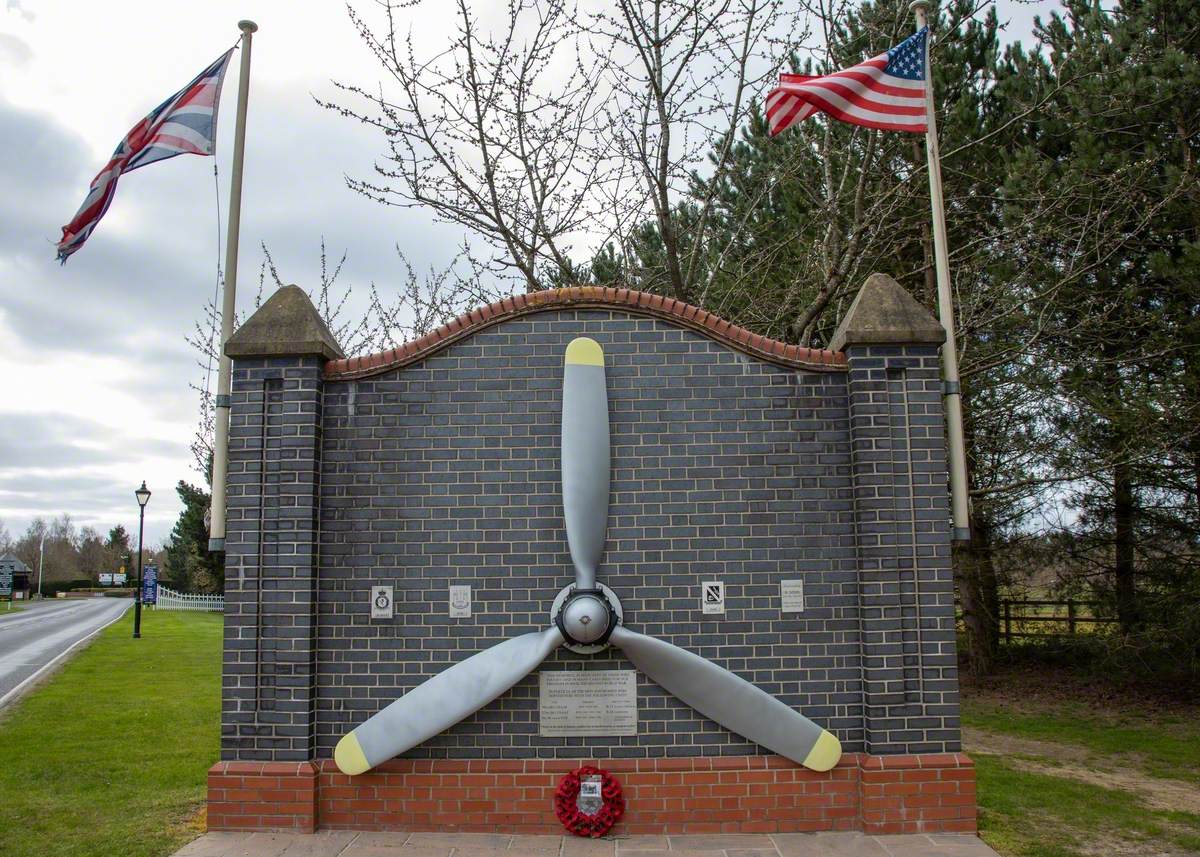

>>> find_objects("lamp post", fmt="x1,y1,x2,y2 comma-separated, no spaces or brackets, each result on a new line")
133,481,151,639
37,533,45,599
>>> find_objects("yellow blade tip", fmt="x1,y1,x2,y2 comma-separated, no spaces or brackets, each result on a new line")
801,730,842,772
565,337,604,366
334,731,371,776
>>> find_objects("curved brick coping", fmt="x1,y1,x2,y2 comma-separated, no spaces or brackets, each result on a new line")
323,287,847,380
208,753,974,836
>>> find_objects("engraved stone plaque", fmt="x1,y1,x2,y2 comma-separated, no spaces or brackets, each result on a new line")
538,670,637,737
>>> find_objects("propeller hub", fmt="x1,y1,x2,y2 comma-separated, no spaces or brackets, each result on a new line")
560,593,611,644
550,583,624,654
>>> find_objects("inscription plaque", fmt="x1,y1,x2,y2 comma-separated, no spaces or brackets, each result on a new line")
781,579,805,613
539,670,637,737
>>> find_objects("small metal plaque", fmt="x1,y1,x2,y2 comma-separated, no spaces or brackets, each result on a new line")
449,584,471,618
371,585,394,620
781,579,805,613
701,580,725,615
539,670,637,737
577,775,603,816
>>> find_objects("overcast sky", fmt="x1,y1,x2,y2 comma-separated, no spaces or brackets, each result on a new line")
0,0,1053,549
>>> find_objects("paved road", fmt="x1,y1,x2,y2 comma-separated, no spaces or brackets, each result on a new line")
0,597,132,706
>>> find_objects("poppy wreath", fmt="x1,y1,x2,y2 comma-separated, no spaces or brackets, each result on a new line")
554,765,625,837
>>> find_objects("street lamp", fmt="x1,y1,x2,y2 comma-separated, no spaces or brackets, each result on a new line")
37,533,45,599
133,481,151,639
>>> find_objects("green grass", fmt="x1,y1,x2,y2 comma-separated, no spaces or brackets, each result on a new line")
975,755,1200,857
963,697,1200,784
0,610,222,857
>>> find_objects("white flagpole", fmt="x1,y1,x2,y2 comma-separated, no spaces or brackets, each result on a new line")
910,1,971,543
208,20,257,552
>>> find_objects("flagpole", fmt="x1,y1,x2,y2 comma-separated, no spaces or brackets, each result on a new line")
910,1,971,543
209,20,257,552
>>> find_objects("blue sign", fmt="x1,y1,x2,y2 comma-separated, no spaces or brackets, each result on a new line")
142,565,158,605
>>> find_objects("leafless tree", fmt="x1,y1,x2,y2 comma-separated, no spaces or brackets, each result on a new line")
588,0,806,303
322,0,615,292
186,240,500,476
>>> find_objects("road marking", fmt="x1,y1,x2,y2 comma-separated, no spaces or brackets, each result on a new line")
0,601,132,709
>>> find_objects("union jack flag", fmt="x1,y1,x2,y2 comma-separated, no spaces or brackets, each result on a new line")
766,28,928,136
56,48,235,262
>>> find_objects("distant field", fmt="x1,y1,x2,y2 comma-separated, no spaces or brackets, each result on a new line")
0,610,222,857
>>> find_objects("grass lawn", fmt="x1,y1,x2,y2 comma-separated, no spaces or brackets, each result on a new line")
964,668,1200,857
0,609,222,857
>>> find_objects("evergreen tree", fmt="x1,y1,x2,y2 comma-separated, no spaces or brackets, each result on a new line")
163,482,224,593
1007,0,1200,637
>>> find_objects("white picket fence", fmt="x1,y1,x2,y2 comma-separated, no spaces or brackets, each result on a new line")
155,585,224,612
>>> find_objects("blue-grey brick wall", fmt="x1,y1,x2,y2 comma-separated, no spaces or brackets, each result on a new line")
221,357,323,761
219,309,961,762
845,344,959,755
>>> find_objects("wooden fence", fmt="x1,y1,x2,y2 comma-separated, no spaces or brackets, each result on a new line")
999,599,1114,641
156,585,224,613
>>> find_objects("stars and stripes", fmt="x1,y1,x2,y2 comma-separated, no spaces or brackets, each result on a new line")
766,28,929,137
56,48,235,262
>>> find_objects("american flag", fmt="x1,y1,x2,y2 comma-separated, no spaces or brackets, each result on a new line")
56,48,235,262
766,28,928,137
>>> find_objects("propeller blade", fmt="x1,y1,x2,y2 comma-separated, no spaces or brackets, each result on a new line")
561,337,610,590
609,625,842,771
335,626,564,775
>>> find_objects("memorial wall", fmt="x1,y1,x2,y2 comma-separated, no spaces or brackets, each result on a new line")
207,281,976,836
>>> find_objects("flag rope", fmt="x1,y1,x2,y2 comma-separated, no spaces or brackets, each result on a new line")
201,161,224,471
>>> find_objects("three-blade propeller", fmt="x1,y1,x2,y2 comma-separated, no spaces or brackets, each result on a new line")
335,337,841,776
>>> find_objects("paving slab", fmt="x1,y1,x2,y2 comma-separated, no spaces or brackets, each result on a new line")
615,835,669,852
341,847,449,857
173,833,262,857
510,835,566,854
772,832,888,857
172,831,1001,857
560,837,616,857
668,836,774,852
280,832,358,856
345,832,413,849
405,832,514,851
876,834,998,857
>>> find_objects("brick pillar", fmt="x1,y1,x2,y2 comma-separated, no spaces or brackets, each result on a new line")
216,285,345,763
831,274,962,755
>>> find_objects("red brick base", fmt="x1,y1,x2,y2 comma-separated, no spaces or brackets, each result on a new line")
207,753,974,836
207,761,318,833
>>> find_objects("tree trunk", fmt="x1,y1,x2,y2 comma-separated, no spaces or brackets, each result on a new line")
1113,459,1137,632
954,516,1000,675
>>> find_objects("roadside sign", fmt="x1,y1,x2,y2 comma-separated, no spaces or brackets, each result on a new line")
142,565,158,605
99,573,114,585
0,566,12,598
113,573,127,586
